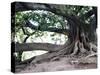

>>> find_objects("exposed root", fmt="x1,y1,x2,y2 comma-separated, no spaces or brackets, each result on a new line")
85,52,97,58
89,42,97,52
70,41,79,56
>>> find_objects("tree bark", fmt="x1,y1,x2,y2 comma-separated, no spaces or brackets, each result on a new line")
15,43,63,52
13,2,97,71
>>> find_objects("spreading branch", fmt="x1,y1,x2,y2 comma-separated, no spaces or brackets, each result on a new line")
15,43,63,52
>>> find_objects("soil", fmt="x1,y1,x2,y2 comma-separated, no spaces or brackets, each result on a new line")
15,56,97,73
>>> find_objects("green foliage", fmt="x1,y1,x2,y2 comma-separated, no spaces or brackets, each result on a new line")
14,6,94,61
15,10,67,43
15,10,66,30
14,6,93,43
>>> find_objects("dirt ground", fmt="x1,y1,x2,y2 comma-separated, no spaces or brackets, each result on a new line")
15,56,97,73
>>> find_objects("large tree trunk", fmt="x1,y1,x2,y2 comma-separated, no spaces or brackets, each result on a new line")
13,2,97,72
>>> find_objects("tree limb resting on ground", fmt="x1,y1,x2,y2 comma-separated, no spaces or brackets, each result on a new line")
15,43,63,52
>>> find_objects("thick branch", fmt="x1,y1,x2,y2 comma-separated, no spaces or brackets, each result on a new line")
15,2,50,12
14,2,67,18
14,2,79,36
15,43,63,52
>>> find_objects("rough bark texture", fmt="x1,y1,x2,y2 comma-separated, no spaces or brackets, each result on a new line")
12,2,97,73
15,43,63,52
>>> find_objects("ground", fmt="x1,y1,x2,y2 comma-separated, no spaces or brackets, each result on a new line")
15,54,97,73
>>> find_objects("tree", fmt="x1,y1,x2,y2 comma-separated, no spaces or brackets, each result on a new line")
11,2,97,72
